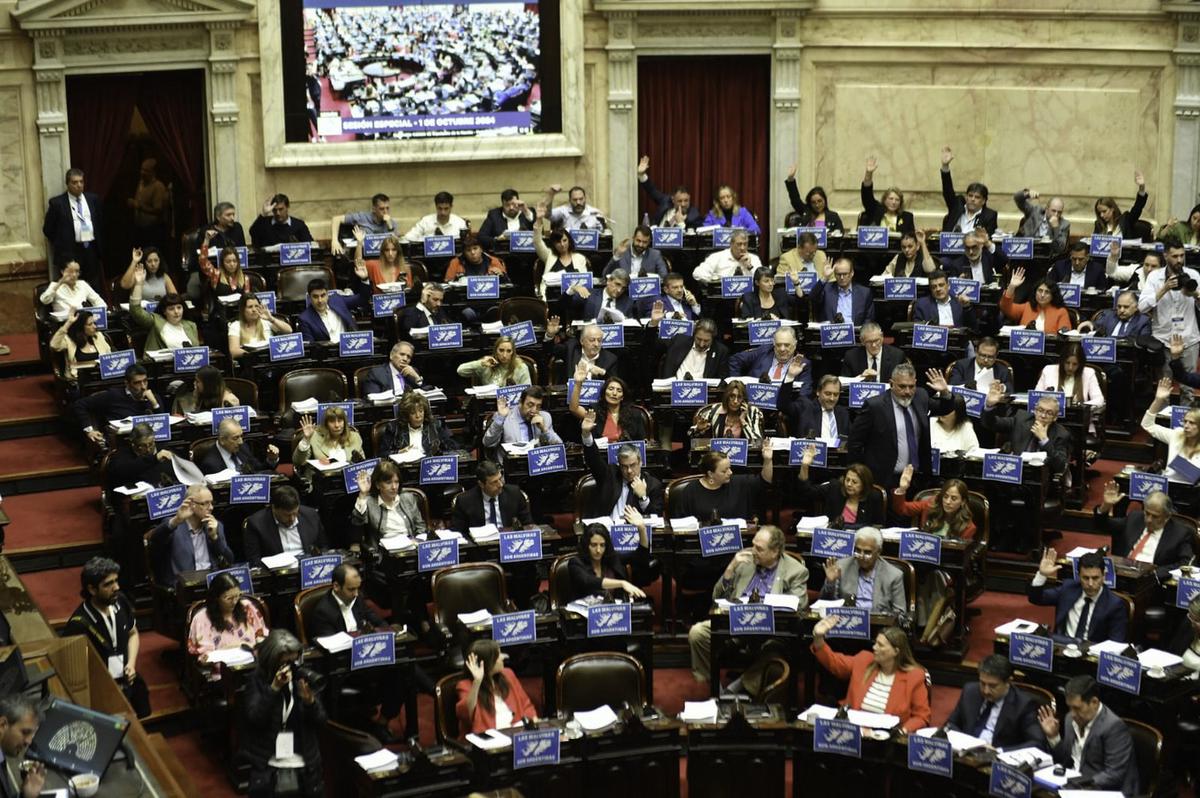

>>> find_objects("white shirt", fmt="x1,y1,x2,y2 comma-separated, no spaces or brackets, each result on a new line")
403,213,469,242
550,204,605,231
70,192,95,242
629,252,645,276
493,695,514,729
1027,572,1107,638
820,408,839,442
1069,705,1106,771
677,346,708,380
407,425,425,456
188,523,212,570
956,209,982,234
861,671,894,714
277,518,303,554
159,322,191,349
379,494,410,538
931,419,979,453
692,249,763,282
1128,527,1161,563
40,280,103,313
1068,269,1087,287
968,259,985,284
334,592,358,633
504,213,523,233
228,318,272,343
416,302,437,326
1140,266,1200,345
973,364,995,394
935,298,955,326
317,308,344,341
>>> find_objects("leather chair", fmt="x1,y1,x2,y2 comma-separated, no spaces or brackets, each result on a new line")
369,419,391,458
751,656,790,704
499,297,549,326
434,672,463,743
277,368,348,413
277,266,335,303
224,377,260,410
556,652,645,714
883,555,918,618
573,474,598,523
190,436,218,466
353,365,376,400
1011,680,1054,710
321,720,383,789
518,353,540,386
548,553,577,611
403,487,432,526
913,487,990,603
1123,716,1163,798
293,584,333,646
244,270,268,293
431,563,515,668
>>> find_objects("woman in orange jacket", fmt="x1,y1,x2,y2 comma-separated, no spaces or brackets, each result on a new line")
999,266,1073,332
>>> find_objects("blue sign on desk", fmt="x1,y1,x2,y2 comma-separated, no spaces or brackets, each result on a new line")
1009,631,1053,672
561,272,592,296
1009,329,1045,355
1172,405,1190,429
466,275,500,300
857,226,888,249
146,484,186,520
419,455,459,485
1089,234,1122,258
1081,336,1117,364
883,277,917,301
747,382,780,410
570,229,599,251
343,457,379,494
658,318,693,340
131,413,170,442
989,761,1031,798
338,330,373,358
229,474,270,505
810,527,855,559
912,324,949,352
670,380,708,406
630,276,660,300
496,384,528,408
255,291,277,314
713,227,743,248
789,271,819,293
423,235,455,258
698,525,741,557
849,381,886,408
951,386,985,418
99,350,135,380
207,564,253,594
599,324,624,349
362,234,387,257
500,530,543,564
900,531,943,565
527,444,567,477
710,438,748,466
948,278,981,303
610,525,643,554
1069,554,1116,588
982,453,1023,485
1001,237,1034,260
607,438,645,465
1027,390,1065,417
938,232,965,254
721,275,752,298
268,333,304,362
513,728,560,769
211,405,250,434
173,346,209,373
825,607,871,640
588,603,632,637
730,603,775,635
566,378,602,405
84,305,108,331
509,230,535,253
234,247,249,269
418,538,459,572
813,717,861,758
1098,650,1142,694
1059,283,1081,308
1176,576,1200,608
931,447,941,477
907,734,953,778
499,320,536,348
280,242,312,266
1130,470,1169,501
651,227,683,249
299,554,342,589
372,292,405,317
748,319,781,346
820,323,855,348
429,323,463,350
789,438,827,467
351,632,395,670
317,401,355,425
794,226,828,248
1171,455,1200,485
492,609,537,647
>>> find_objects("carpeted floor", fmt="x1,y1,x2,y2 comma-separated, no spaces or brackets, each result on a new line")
3,486,103,549
0,434,83,478
0,374,58,420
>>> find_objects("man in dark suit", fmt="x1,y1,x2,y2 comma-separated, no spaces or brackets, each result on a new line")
913,270,977,330
840,321,905,380
248,193,313,246
1079,290,1150,339
204,201,247,250
793,374,850,441
75,363,163,447
942,228,998,284
604,225,668,279
398,283,452,339
812,258,874,324
728,327,813,396
146,485,234,584
476,188,534,249
948,337,1014,393
946,655,1046,750
452,461,534,531
297,274,370,343
638,273,700,319
42,167,103,285
652,317,728,379
104,422,176,492
0,694,47,797
1037,675,1139,795
636,155,704,228
939,146,998,234
1050,242,1108,291
544,320,618,380
847,363,956,488
981,386,1071,475
360,341,425,397
200,418,280,475
577,269,635,322
1094,484,1194,578
1078,290,1151,421
244,486,328,564
1029,549,1128,643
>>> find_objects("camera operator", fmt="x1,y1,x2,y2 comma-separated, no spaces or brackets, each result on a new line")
1140,236,1200,395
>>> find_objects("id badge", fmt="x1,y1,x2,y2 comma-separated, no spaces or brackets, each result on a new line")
107,655,124,679
276,731,295,759
1174,316,1186,334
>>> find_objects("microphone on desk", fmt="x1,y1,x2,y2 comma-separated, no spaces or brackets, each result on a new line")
833,313,845,324
931,724,949,740
683,372,694,381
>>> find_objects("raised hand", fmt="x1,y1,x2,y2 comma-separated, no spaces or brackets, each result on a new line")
580,408,597,436
940,145,954,167
133,265,146,285
823,557,841,583
1101,480,1126,511
650,300,664,324
355,468,372,495
1009,267,1026,289
299,413,316,440
761,436,774,458
925,367,949,395
985,379,1006,408
623,505,645,528
637,155,650,176
573,359,590,382
262,197,276,216
131,247,143,263
801,444,817,466
787,163,797,181
1135,170,1146,191
1037,704,1060,738
172,497,195,527
865,156,878,174
546,315,561,337
813,615,837,637
1171,334,1186,361
614,238,630,259
1037,546,1060,579
898,464,914,492
353,224,365,243
1156,376,1174,403
496,396,510,418
788,358,807,380
466,652,485,682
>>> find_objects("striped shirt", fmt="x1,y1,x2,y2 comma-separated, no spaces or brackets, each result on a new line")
861,672,894,714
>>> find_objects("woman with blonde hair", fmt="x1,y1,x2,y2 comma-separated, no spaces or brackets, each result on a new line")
704,184,761,234
457,336,530,386
294,406,364,467
691,380,762,442
1144,376,1200,482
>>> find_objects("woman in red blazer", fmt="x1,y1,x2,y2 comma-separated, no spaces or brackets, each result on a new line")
890,464,977,540
999,266,1073,331
455,639,538,735
811,617,932,733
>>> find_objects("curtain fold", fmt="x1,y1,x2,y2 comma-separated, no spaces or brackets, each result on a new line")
136,72,208,229
66,76,139,198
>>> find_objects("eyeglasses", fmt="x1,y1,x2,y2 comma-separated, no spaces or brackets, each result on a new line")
853,547,877,557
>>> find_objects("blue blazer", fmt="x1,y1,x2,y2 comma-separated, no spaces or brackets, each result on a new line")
1027,581,1128,643
580,290,636,322
702,206,760,235
149,520,234,584
912,295,975,328
1050,259,1108,291
298,284,370,343
637,294,698,320
604,247,668,279
728,344,813,396
943,251,997,285
812,282,874,325
1091,309,1151,339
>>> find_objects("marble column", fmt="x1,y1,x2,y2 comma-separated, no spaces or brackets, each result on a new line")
771,11,803,260
207,24,241,210
31,34,67,272
605,12,637,239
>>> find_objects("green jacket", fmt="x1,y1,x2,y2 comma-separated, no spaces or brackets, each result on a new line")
130,299,200,351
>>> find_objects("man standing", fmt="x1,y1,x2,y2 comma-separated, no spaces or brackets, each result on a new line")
1038,675,1139,795
1014,188,1070,256
128,159,169,251
945,655,1046,750
43,168,103,285
1139,237,1200,394
330,193,395,254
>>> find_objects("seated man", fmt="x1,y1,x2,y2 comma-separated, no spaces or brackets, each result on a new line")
477,188,534,249
146,485,234,583
0,694,47,797
1094,484,1194,578
398,282,452,339
687,526,809,691
604,225,667,279
104,421,175,492
248,193,313,246
913,269,976,329
297,271,370,343
361,341,426,397
1078,290,1150,338
942,227,997,284
1029,549,1127,643
329,192,396,255
728,327,813,395
1051,241,1108,290
939,146,998,234
652,317,729,380
199,418,280,475
776,231,829,279
546,184,606,230
38,259,103,314
793,374,849,443
576,268,634,322
945,654,1046,750
403,191,469,242
444,234,506,281
244,486,328,564
818,527,907,615
812,258,874,324
948,336,1013,393
481,386,563,451
981,385,1070,475
1014,188,1070,256
581,422,664,522
1037,675,1139,795
204,201,247,251
692,229,762,282
452,461,534,531
840,321,905,381
638,272,700,320
74,363,163,447
544,321,617,379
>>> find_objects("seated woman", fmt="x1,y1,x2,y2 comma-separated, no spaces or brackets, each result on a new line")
187,572,267,668
882,231,938,277
534,211,589,297
378,391,457,458
690,380,762,442
785,170,844,232
350,460,427,550
1144,377,1200,482
457,336,531,387
456,638,538,734
811,616,931,733
739,266,803,320
172,365,239,414
1159,203,1200,246
1093,171,1147,238
130,267,199,351
50,309,111,380
228,293,291,359
891,465,977,540
120,247,177,302
294,406,364,468
199,232,253,298
860,157,916,235
930,394,980,453
353,227,424,292
444,234,507,282
567,523,647,601
671,445,774,524
796,453,883,530
703,184,761,235
1035,342,1105,407
999,267,1073,332
569,362,646,443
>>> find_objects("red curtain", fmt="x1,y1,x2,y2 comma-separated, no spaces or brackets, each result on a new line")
637,56,772,239
65,76,139,198
136,71,208,229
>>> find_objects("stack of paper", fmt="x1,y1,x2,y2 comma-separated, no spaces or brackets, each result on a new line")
203,468,240,485
1138,648,1184,669
316,632,354,653
963,447,1001,460
720,518,748,530
143,349,175,362
389,449,422,464
465,384,500,398
354,749,400,774
915,727,988,752
458,609,492,625
1089,640,1130,655
366,390,398,404
260,553,298,570
435,529,464,541
113,482,154,497
469,524,500,542
480,321,505,334
1020,452,1048,465
291,398,319,414
379,534,414,552
796,516,830,531
418,388,447,402
996,747,1053,769
376,281,406,293
763,594,801,611
800,704,839,723
574,705,619,731
205,647,256,667
1033,764,1080,788
880,527,917,541
679,699,718,722
846,709,899,729
565,597,602,616
994,619,1041,636
669,516,699,532
308,459,347,472
501,442,536,456
811,599,845,613
767,436,797,451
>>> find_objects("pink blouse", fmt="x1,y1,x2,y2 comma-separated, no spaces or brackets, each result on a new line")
187,600,267,658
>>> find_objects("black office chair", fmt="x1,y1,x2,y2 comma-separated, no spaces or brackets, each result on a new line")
556,652,646,714
1123,716,1163,798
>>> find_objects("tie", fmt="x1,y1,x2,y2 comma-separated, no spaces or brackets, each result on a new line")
1116,320,1126,337
76,196,90,234
972,701,995,737
871,356,878,375
231,450,242,469
1129,529,1154,560
1074,597,1093,640
489,497,499,526
825,410,837,439
525,419,535,442
901,406,919,468
773,360,786,380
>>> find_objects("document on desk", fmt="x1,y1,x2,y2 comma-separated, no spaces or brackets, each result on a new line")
171,453,206,486
389,449,423,464
880,526,917,541
466,729,512,750
993,619,1041,636
1138,648,1184,669
307,458,347,472
458,609,493,625
354,749,400,773
799,704,839,723
366,390,398,404
435,529,464,541
720,518,748,530
915,726,988,752
113,482,155,497
1089,640,1130,656
1033,764,1080,788
574,705,619,731
291,398,319,414
260,553,298,570
469,524,500,542
680,699,719,722
465,384,500,398
796,515,830,531
995,746,1052,769
316,632,354,653
669,516,699,532
811,599,846,612
203,467,240,486
379,534,414,552
846,709,899,729
763,593,801,611
501,442,536,456
205,647,256,667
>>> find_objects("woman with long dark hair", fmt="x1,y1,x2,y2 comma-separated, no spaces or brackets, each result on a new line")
172,364,239,414
567,523,646,601
50,309,111,379
796,454,883,529
187,571,267,663
1093,170,1148,238
891,465,977,540
1000,267,1073,331
569,362,646,442
455,638,538,734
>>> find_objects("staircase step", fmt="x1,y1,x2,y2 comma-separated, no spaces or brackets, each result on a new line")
0,374,62,438
0,334,48,379
2,486,104,570
0,435,92,494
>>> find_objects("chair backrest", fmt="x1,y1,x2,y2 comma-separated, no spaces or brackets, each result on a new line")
752,656,791,704
556,652,646,714
518,353,540,386
664,474,704,521
627,404,655,440
883,555,918,616
293,584,333,646
190,436,218,465
244,270,268,293
499,297,549,326
277,266,334,302
224,377,260,410
353,366,375,400
573,474,597,522
548,553,577,610
1122,716,1162,797
370,420,390,458
1011,680,1055,711
1090,365,1108,401
431,562,510,624
402,487,431,525
1173,512,1200,558
322,718,382,760
434,672,462,742
278,367,348,412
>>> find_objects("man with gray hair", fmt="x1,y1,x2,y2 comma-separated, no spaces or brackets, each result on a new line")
543,319,618,379
145,484,233,583
693,229,762,282
198,418,279,475
818,526,906,615
579,267,634,322
1094,482,1194,578
729,326,813,396
840,320,905,381
0,694,45,797
1014,187,1070,256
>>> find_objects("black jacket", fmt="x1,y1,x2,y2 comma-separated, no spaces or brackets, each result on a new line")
785,179,845,232
638,176,705,228
793,397,851,442
198,442,275,475
582,441,664,519
797,478,884,529
239,671,326,772
360,363,424,397
477,207,534,249
104,447,175,492
74,387,158,432
1094,509,1194,579
940,170,999,234
378,418,458,458
43,191,104,261
248,214,313,247
545,336,619,381
847,389,956,487
949,356,1015,393
860,183,916,234
452,484,532,531
945,682,1047,751
305,589,383,639
839,344,906,381
656,333,729,380
243,506,328,564
980,406,1071,476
